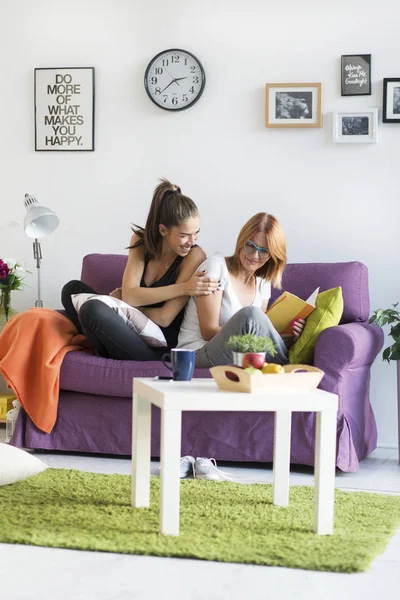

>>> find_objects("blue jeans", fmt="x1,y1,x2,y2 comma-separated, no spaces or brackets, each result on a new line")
194,306,288,368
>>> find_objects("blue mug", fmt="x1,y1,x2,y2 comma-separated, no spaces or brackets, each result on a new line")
162,349,196,381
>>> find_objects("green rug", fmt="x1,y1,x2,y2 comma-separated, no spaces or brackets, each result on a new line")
1,469,400,573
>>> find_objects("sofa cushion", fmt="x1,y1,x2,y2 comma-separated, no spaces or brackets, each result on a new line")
81,254,127,295
59,351,211,397
270,262,369,324
0,443,47,486
81,255,369,325
71,293,167,347
289,287,344,365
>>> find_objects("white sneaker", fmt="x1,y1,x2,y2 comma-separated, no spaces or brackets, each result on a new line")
180,455,195,478
193,457,233,481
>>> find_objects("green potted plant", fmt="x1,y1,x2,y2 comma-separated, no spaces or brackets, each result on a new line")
369,303,400,462
225,333,277,367
369,303,400,362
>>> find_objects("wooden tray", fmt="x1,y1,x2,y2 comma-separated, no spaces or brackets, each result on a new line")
210,364,324,393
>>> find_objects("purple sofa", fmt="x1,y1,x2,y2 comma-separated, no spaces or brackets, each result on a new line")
12,254,384,472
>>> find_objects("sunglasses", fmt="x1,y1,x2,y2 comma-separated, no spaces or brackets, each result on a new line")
243,240,269,258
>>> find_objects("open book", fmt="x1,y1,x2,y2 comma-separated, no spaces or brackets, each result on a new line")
266,287,319,334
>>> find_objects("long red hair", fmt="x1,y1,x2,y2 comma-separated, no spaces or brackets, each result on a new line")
226,212,286,288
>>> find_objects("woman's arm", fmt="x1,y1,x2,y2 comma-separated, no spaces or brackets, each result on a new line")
195,290,223,341
141,247,215,328
121,235,216,308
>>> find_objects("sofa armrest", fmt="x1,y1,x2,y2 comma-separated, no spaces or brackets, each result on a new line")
314,322,384,403
314,322,383,371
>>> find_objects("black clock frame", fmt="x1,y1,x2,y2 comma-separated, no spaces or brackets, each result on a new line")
144,48,206,112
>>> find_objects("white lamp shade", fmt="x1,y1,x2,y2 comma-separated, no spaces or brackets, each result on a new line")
23,194,60,239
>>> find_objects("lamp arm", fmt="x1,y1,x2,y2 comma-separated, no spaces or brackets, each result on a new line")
33,239,43,308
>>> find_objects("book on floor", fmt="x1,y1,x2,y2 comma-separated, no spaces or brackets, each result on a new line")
266,287,319,334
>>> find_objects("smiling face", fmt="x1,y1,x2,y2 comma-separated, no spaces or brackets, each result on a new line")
238,231,270,274
159,215,200,257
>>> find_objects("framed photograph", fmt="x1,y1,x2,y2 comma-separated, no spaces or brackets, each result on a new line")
341,54,371,96
34,67,95,151
332,109,378,143
265,83,322,128
383,78,400,123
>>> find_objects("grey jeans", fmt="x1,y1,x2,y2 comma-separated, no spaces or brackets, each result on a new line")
195,306,288,368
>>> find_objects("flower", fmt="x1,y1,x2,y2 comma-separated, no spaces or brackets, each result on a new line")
0,260,9,280
0,258,29,322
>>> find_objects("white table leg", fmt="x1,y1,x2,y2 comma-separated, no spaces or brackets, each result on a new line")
131,393,151,508
273,410,292,506
314,408,337,534
160,409,182,536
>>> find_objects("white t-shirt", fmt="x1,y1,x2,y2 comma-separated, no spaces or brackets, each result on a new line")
177,252,271,350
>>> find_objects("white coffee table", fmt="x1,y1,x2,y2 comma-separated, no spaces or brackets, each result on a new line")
131,378,338,536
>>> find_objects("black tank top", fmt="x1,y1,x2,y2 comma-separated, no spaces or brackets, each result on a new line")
140,254,184,348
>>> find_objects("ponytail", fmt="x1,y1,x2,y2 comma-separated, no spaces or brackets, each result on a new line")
129,178,198,257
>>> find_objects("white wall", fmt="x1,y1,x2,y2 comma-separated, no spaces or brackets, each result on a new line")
0,0,399,447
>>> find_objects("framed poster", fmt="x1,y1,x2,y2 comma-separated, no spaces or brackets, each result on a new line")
34,67,95,151
341,55,371,96
332,109,378,143
265,83,322,128
383,78,400,123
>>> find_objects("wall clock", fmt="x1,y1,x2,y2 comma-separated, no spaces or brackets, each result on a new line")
144,48,206,111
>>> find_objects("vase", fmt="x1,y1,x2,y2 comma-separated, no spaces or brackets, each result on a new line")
231,351,265,368
0,290,17,394
0,290,17,332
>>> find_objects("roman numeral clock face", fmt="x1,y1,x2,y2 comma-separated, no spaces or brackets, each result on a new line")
144,49,206,111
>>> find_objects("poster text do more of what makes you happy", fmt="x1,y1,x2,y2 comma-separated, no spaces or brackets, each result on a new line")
34,68,95,151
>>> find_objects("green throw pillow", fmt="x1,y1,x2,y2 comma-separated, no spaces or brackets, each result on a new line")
288,286,344,365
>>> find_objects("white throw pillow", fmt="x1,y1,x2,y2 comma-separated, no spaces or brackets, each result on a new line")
71,293,167,348
0,443,47,486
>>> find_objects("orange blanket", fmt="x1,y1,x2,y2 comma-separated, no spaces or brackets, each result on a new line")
0,308,85,434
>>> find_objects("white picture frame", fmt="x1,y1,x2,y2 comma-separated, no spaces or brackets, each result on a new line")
332,109,378,143
34,67,95,151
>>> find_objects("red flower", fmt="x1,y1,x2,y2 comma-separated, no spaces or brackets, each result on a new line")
0,259,9,280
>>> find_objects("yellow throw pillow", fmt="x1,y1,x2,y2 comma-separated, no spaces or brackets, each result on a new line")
288,287,344,365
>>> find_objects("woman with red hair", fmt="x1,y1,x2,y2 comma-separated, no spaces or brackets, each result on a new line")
178,212,304,368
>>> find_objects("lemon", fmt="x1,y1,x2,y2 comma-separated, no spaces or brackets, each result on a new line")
261,364,285,374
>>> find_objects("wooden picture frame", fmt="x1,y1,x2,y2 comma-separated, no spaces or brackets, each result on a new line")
341,54,371,96
34,67,95,151
265,83,322,128
383,78,400,123
332,109,378,144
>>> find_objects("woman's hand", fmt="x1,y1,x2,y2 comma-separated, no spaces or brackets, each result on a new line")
109,287,122,300
292,318,306,341
281,318,306,348
183,271,220,296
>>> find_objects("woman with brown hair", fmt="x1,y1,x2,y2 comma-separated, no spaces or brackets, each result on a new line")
177,212,304,368
61,178,219,360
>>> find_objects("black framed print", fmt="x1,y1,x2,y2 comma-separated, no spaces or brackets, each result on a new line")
34,67,95,151
383,78,400,123
341,54,371,96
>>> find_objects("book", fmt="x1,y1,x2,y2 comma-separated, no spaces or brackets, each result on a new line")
266,287,319,334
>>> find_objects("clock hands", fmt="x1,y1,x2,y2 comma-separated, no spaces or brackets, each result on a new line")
160,75,189,93
160,79,177,93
